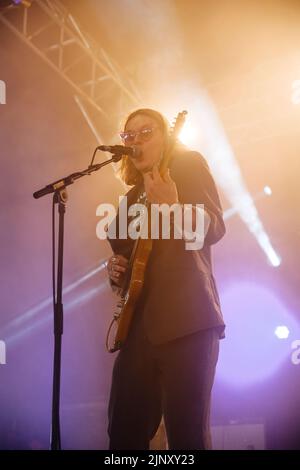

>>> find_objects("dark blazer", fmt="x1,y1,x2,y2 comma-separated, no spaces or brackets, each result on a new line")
108,149,226,345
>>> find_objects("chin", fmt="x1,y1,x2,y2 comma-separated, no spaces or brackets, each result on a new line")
134,161,149,173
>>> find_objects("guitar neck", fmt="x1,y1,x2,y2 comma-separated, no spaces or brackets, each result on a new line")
119,110,187,296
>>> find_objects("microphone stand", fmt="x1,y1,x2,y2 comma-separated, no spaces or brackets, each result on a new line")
33,153,122,450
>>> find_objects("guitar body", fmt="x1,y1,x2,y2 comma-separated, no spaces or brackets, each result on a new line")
107,111,187,353
111,238,153,352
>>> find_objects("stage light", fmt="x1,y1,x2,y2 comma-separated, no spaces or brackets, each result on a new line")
6,286,102,346
12,0,32,7
270,255,281,267
2,261,108,345
179,121,198,147
164,90,280,268
274,325,290,339
217,283,300,388
263,186,272,196
260,239,281,267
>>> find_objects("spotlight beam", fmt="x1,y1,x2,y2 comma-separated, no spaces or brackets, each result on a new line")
165,91,281,267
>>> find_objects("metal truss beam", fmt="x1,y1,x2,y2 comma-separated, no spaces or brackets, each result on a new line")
0,0,142,121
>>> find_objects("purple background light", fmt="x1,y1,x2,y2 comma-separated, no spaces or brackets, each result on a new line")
216,282,300,388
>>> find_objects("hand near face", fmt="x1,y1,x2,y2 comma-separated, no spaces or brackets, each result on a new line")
143,164,179,206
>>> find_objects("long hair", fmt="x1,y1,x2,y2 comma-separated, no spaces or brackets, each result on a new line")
118,108,171,186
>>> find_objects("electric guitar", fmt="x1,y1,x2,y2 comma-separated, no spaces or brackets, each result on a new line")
106,111,187,352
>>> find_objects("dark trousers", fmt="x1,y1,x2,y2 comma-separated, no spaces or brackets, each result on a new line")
108,314,219,450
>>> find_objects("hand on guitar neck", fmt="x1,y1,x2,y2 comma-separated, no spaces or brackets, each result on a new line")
107,254,129,287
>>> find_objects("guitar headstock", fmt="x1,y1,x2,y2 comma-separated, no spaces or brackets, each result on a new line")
169,110,188,141
159,110,188,173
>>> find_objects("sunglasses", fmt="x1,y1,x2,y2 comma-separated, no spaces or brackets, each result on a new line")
119,127,158,145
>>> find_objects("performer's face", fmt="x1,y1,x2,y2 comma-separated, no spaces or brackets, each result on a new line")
123,114,165,174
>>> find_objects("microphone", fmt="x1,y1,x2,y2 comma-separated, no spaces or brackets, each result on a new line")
98,145,141,158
